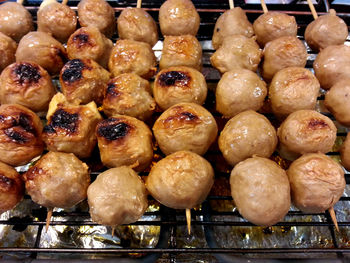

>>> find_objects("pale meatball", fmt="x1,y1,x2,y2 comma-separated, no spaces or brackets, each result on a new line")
0,32,17,72
159,0,200,36
288,153,345,213
22,151,90,209
212,7,254,50
154,66,207,111
108,39,157,79
262,36,307,81
96,115,153,172
0,62,56,112
253,12,297,47
102,73,155,121
67,26,113,69
117,7,158,47
16,32,67,76
269,67,320,119
341,133,350,171
210,35,262,74
218,110,277,166
216,69,267,118
305,9,348,52
230,156,290,226
146,151,214,209
77,0,116,38
88,166,148,226
153,103,218,155
0,2,33,42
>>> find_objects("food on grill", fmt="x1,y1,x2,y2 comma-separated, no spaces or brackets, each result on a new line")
88,166,148,226
218,110,277,166
212,7,254,50
210,35,261,74
288,153,345,213
59,59,111,105
77,0,116,38
16,32,67,76
0,33,17,72
253,12,298,47
0,162,24,214
262,36,307,81
341,133,350,171
0,62,56,112
43,93,102,159
153,66,207,111
269,67,320,119
146,150,214,209
102,73,155,121
160,35,202,71
159,0,200,36
0,104,44,166
67,26,113,69
117,7,158,47
313,44,350,90
277,110,337,160
305,9,348,52
230,156,291,226
216,69,267,118
108,39,157,79
96,115,153,172
0,2,33,42
153,102,218,155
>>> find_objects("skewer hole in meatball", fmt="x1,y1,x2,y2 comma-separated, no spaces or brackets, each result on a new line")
0,32,17,72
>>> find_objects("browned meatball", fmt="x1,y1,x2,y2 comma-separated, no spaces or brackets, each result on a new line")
0,32,17,72
0,104,44,166
77,0,116,38
0,2,33,42
59,59,111,105
212,7,254,50
160,35,202,71
16,32,67,76
117,7,158,47
0,62,56,112
159,0,200,36
67,26,113,69
341,133,350,171
305,9,348,52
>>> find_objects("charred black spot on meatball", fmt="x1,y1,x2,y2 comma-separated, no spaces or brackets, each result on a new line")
44,109,79,134
13,63,41,84
157,71,190,87
61,59,88,83
97,119,131,141
4,128,29,143
105,82,121,97
72,33,91,47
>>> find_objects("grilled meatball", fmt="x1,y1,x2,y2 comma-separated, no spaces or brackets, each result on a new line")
253,12,297,47
0,62,56,112
159,0,200,36
288,153,345,213
216,69,267,118
16,32,67,76
43,93,102,159
212,7,254,50
0,104,44,166
108,39,157,79
67,26,113,69
146,151,214,209
277,110,337,160
37,1,77,43
341,133,350,171
313,44,350,90
269,67,320,119
77,0,115,38
262,36,307,81
60,59,111,105
0,162,24,214
102,73,155,121
96,116,153,172
0,32,17,72
218,110,277,166
22,151,90,209
210,35,262,74
88,166,148,226
153,103,218,155
117,7,158,47
154,66,207,111
305,9,348,52
160,35,202,71
0,2,33,42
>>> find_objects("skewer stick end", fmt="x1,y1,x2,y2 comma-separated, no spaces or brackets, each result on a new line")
45,208,53,232
111,227,115,237
136,0,142,9
261,0,268,14
228,0,234,9
329,207,339,232
186,208,191,235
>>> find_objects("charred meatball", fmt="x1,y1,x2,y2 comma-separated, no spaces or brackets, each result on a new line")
341,133,350,171
0,32,17,72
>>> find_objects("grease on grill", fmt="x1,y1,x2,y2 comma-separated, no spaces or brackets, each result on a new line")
13,63,41,84
0,174,13,190
97,119,130,141
106,83,121,97
158,71,190,87
61,59,86,83
44,109,79,133
308,119,329,129
4,128,28,143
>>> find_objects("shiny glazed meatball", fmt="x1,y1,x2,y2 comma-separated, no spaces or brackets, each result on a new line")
341,133,350,171
0,32,17,72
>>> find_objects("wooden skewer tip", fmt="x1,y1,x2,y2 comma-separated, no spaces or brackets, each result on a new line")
186,208,191,235
45,208,53,232
329,207,339,232
306,0,318,20
111,227,115,237
136,0,142,9
228,0,234,10
261,0,268,14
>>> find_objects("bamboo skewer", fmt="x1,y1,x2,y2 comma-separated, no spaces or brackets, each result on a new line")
261,0,268,14
46,208,53,232
17,0,24,5
137,0,142,8
329,207,339,232
62,0,68,5
307,0,318,20
111,227,115,237
186,208,191,235
228,0,234,10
